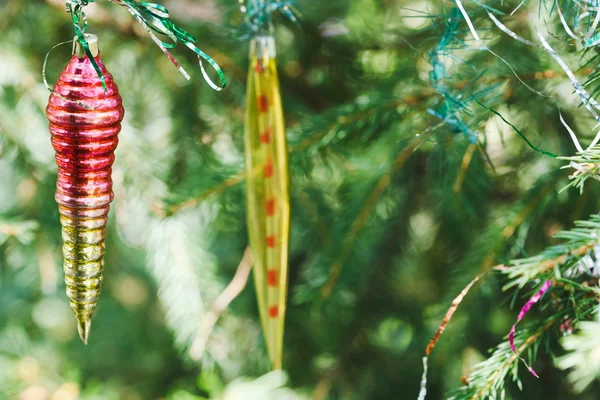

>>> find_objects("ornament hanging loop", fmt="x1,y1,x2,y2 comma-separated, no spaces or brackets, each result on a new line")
42,37,99,110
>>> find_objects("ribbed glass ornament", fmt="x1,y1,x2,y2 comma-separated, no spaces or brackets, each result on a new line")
46,35,124,344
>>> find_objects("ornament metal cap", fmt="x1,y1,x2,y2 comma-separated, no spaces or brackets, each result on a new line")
250,35,276,60
73,33,99,58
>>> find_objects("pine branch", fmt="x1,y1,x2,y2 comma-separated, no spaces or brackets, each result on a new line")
320,130,433,298
0,219,39,246
502,215,600,290
162,92,428,216
556,321,600,393
144,209,222,351
449,214,600,398
449,319,556,400
560,146,600,194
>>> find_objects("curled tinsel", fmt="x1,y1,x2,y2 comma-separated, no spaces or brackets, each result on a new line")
62,0,226,90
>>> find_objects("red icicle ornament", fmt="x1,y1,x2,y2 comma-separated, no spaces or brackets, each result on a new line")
46,34,124,344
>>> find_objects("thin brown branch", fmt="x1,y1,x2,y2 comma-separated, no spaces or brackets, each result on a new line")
298,190,331,246
453,144,477,193
161,97,424,217
538,242,596,273
426,273,484,356
476,178,558,274
320,132,430,299
163,169,250,217
189,247,253,361
418,273,485,400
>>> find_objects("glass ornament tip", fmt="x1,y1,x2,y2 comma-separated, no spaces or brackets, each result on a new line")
77,318,92,345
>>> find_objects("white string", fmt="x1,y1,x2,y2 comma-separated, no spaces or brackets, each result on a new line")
534,27,600,114
584,1,600,42
557,5,581,40
458,2,600,153
559,111,585,153
511,0,527,16
416,356,429,400
454,0,480,41
487,12,537,46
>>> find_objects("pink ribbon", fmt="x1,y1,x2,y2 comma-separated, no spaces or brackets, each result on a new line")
508,280,552,378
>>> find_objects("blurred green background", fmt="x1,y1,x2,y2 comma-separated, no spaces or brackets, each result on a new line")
2,0,600,399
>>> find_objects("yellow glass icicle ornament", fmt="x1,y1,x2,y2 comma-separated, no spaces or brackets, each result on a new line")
244,35,290,370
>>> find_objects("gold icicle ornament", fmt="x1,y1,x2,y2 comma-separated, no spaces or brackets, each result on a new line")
244,35,290,370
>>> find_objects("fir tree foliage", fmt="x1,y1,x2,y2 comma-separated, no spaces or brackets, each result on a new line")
3,0,600,399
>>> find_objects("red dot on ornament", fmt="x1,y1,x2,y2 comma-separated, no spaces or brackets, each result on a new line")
267,269,278,287
266,236,276,248
255,61,266,73
266,198,276,216
268,305,279,318
257,95,269,113
260,128,272,144
264,162,273,178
